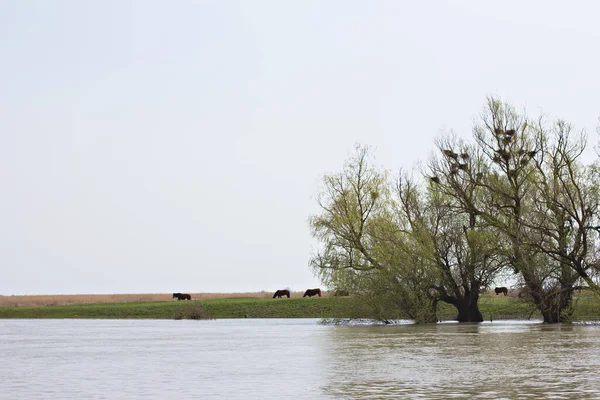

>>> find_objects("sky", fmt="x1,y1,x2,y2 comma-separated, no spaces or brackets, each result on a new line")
1,1,599,295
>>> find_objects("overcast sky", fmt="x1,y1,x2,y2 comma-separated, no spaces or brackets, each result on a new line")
1,1,599,295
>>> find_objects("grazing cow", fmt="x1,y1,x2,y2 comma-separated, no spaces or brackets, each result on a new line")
494,287,508,296
303,288,322,297
272,289,290,298
173,293,192,300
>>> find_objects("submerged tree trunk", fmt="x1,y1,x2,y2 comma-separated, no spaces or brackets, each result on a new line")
455,300,484,322
521,269,576,323
442,291,484,322
539,290,574,323
454,301,484,322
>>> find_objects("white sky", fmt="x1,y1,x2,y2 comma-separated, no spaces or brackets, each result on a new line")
1,1,599,295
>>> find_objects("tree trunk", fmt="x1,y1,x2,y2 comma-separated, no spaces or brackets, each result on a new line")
521,269,576,323
444,291,483,322
454,300,484,322
539,290,574,323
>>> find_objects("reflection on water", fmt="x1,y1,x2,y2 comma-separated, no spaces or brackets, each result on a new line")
321,321,600,399
1,319,600,399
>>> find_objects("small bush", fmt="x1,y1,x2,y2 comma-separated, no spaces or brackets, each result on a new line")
173,300,213,320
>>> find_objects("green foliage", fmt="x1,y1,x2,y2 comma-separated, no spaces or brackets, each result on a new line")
309,142,507,322
309,98,600,323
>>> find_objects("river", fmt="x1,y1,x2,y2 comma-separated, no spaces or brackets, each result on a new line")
1,319,599,399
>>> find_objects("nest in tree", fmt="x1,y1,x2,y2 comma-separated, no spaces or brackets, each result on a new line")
496,149,511,161
443,149,459,159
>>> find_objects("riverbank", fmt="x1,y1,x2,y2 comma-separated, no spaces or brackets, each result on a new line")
2,292,600,320
0,296,359,319
0,291,296,307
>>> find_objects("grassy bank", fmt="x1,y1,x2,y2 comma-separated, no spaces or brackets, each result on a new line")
0,291,292,307
1,293,599,321
0,296,369,320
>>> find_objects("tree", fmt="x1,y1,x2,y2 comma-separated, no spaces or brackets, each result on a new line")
310,99,600,324
523,121,600,320
417,142,507,322
309,145,438,323
310,145,506,323
436,98,600,322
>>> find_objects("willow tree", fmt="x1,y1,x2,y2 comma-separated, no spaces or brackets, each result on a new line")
407,147,508,322
310,145,505,323
524,121,600,319
309,145,438,323
433,98,600,322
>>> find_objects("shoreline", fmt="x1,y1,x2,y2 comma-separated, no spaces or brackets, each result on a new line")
1,291,598,321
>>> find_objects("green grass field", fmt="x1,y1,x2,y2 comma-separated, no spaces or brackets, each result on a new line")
0,296,369,320
1,293,599,321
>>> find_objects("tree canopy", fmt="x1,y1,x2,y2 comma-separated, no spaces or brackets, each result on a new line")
309,98,600,323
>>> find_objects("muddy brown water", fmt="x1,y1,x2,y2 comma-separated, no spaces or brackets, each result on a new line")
1,319,599,399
